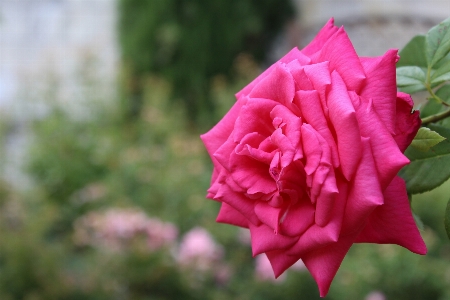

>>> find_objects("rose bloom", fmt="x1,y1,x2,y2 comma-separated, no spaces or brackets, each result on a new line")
201,18,427,296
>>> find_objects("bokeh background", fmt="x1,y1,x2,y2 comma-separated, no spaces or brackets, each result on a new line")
0,0,449,299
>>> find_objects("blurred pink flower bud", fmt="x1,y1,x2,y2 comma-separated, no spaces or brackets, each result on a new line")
178,227,223,272
146,218,178,251
365,291,386,300
73,208,177,252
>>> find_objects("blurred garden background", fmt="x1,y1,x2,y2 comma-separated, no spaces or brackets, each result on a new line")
0,0,449,299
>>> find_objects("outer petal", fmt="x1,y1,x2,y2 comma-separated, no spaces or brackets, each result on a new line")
248,63,295,107
206,168,226,198
351,93,410,189
360,49,399,133
249,222,299,256
317,27,366,92
341,138,384,234
214,179,260,225
266,250,302,278
216,202,249,228
301,18,339,57
200,98,243,159
236,48,310,99
284,174,348,257
393,92,421,152
355,176,427,255
302,233,355,297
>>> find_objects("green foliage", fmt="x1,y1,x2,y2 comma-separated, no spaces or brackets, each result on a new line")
400,124,450,194
396,66,427,93
397,17,450,97
397,35,427,68
445,198,450,239
425,17,450,68
410,127,445,152
431,60,450,84
117,0,295,124
397,16,450,239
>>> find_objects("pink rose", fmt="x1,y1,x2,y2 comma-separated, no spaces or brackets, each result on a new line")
201,18,427,297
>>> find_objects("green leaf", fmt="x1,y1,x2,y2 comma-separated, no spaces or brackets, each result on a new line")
419,97,444,118
396,66,426,93
398,84,428,94
410,127,446,151
435,84,450,104
397,35,427,68
400,124,450,194
431,59,450,84
445,198,450,240
425,17,450,68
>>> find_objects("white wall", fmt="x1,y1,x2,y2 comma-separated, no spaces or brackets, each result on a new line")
288,0,449,56
296,0,449,28
0,0,118,185
0,0,117,111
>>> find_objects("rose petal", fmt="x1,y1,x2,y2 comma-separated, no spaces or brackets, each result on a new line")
295,90,339,167
302,233,355,297
201,98,243,158
270,105,303,152
301,124,322,176
270,105,303,165
233,98,278,142
303,61,332,115
270,129,296,168
393,92,421,152
352,94,410,189
301,18,339,57
266,250,302,278
327,71,362,181
285,174,348,256
287,60,314,90
235,132,275,164
360,49,399,133
249,222,299,256
214,179,260,225
254,201,285,233
216,202,249,228
229,151,276,195
341,137,384,233
214,137,237,171
355,176,427,255
314,166,338,227
206,168,227,198
201,98,245,178
278,201,315,237
248,63,295,107
317,27,366,92
236,48,310,100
